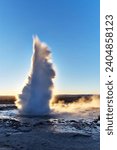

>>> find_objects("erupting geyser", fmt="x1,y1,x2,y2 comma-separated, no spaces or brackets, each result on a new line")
16,36,55,115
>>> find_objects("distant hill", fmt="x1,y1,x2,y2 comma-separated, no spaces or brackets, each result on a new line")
0,96,16,104
0,94,100,104
54,94,100,103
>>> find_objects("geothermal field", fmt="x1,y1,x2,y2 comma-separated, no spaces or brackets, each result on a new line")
0,37,100,150
0,94,100,150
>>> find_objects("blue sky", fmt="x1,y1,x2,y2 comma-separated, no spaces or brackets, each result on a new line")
0,0,100,95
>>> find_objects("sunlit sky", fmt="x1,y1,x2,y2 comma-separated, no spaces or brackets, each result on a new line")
0,0,99,95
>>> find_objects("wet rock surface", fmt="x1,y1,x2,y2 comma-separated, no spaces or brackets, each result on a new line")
0,105,17,110
0,102,100,150
0,116,100,138
0,117,100,150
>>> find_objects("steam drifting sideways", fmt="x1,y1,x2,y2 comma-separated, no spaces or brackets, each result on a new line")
16,36,55,115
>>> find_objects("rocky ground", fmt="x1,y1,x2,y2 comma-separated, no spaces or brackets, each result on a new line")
0,116,100,150
0,95,100,150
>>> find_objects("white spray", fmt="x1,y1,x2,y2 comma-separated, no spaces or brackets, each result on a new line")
16,36,55,115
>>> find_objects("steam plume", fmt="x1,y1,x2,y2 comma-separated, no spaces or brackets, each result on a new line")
16,36,55,115
50,95,100,113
